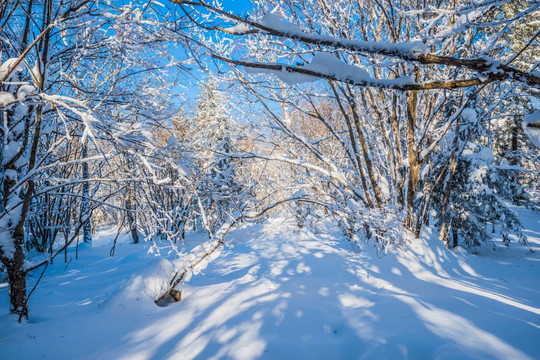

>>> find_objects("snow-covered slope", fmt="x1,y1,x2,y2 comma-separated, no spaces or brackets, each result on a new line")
1,211,539,360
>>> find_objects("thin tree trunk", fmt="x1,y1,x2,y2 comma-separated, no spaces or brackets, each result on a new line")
125,183,139,244
510,119,519,166
330,82,373,207
439,152,458,249
389,95,405,208
82,140,92,244
452,226,459,249
345,85,383,208
406,90,420,229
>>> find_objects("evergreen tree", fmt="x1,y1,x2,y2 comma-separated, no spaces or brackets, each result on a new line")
427,93,531,250
193,76,242,234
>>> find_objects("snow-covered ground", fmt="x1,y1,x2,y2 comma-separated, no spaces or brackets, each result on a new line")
1,209,539,360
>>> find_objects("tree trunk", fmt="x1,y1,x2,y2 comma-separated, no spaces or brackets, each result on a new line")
510,120,519,166
82,140,92,244
6,238,28,319
390,95,405,209
406,90,420,229
439,153,458,249
345,85,384,208
452,226,459,249
125,184,139,244
439,215,450,248
4,195,31,319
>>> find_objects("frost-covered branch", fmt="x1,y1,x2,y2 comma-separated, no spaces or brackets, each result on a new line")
174,0,540,89
213,54,493,91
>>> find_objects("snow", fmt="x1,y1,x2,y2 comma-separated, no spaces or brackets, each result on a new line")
464,144,494,163
0,227,16,259
523,109,540,149
244,53,420,88
244,63,318,85
2,140,23,165
308,53,369,81
103,257,176,310
461,107,477,122
0,194,22,260
260,14,303,35
166,135,179,148
1,211,540,359
16,84,37,100
4,169,17,180
259,14,428,58
225,23,252,34
0,58,23,82
0,91,15,107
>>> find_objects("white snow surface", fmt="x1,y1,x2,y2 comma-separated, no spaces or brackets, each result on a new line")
523,109,540,149
1,211,540,360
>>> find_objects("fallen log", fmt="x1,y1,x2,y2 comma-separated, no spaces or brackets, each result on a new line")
154,196,320,304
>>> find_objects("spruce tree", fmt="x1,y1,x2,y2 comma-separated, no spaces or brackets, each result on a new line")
193,76,242,234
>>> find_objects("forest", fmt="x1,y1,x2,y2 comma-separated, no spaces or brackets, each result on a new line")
1,0,539,359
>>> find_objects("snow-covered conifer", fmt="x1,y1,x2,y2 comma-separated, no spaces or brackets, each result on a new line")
193,75,242,234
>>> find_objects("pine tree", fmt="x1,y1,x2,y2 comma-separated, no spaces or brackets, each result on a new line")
193,76,242,234
428,94,530,249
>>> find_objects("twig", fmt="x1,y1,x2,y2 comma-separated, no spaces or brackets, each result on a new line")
19,262,49,323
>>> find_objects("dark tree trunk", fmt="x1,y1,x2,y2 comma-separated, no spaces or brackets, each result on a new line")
510,120,519,166
82,140,92,244
125,184,139,244
6,251,27,319
3,207,30,319
452,227,459,249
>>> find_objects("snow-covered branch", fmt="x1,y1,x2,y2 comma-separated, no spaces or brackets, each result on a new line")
175,0,540,89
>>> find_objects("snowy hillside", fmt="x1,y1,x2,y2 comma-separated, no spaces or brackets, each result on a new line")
1,209,539,360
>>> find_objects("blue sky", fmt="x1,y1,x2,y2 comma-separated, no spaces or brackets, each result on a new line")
167,0,258,113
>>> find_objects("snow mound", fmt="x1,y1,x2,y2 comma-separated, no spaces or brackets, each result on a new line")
104,238,224,311
103,257,177,310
